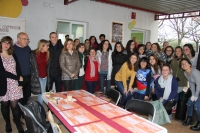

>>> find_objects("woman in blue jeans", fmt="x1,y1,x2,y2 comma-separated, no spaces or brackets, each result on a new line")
181,58,200,131
97,40,112,94
115,53,138,107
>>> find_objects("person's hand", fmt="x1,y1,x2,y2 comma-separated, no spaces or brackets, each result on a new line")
124,89,128,95
183,86,189,92
159,97,163,102
191,96,195,101
70,73,76,78
19,86,23,89
152,88,155,94
144,96,149,101
19,76,23,81
194,96,198,101
128,88,134,93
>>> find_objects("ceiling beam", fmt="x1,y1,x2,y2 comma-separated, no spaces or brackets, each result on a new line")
94,0,167,15
64,0,78,5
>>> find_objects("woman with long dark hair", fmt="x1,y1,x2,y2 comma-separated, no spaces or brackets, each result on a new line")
150,43,167,63
164,46,174,64
89,36,98,49
115,53,138,107
125,40,136,56
111,42,127,85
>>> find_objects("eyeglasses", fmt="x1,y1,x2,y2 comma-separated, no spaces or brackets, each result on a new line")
181,62,189,66
19,38,30,41
3,41,11,45
166,50,172,52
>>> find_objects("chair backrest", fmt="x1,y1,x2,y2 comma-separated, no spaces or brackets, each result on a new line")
125,99,156,122
47,111,62,133
106,89,121,105
18,103,47,133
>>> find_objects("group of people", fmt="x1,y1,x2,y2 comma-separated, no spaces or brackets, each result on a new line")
0,31,200,132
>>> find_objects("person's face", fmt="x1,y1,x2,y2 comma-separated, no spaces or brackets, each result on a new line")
90,49,96,57
1,41,11,51
140,61,147,69
163,42,169,49
41,44,49,52
17,34,29,47
151,44,157,52
78,46,85,53
162,66,171,77
103,41,109,50
130,55,137,64
99,36,105,42
149,56,156,65
91,37,95,44
50,33,58,45
175,48,182,58
146,43,151,50
116,44,122,52
133,38,137,43
130,42,135,50
75,39,80,45
183,46,191,56
66,41,73,50
65,36,69,40
85,40,90,47
165,47,172,56
181,60,191,70
138,46,145,55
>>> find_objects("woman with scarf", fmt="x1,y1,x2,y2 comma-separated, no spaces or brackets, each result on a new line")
84,48,100,93
164,46,174,64
154,64,178,119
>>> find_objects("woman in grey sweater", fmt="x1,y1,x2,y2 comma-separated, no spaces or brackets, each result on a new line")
181,58,200,131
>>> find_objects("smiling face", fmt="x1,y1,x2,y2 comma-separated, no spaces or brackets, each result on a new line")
151,44,157,52
90,49,96,57
162,66,171,77
49,33,58,45
130,42,135,50
181,60,191,71
149,56,156,65
175,47,182,58
146,42,151,50
103,41,109,50
165,47,173,56
66,40,73,51
116,44,122,52
41,43,49,52
91,37,96,44
78,45,85,53
130,55,137,64
17,33,29,47
1,41,11,51
138,46,145,55
140,61,147,69
183,46,191,56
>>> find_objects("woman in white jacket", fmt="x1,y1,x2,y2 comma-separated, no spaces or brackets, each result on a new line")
97,40,112,94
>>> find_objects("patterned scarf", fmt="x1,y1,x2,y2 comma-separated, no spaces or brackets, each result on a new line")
89,56,100,77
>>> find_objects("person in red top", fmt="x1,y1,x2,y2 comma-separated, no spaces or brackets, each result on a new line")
84,48,100,93
34,39,49,104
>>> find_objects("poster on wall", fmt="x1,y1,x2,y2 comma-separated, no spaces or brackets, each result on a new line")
111,22,123,43
0,17,26,42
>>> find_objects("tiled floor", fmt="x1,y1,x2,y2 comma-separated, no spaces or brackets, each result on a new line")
0,96,197,133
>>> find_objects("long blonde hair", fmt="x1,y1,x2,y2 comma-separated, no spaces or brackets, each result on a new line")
35,39,50,61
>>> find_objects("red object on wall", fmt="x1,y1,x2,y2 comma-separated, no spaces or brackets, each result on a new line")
132,12,136,19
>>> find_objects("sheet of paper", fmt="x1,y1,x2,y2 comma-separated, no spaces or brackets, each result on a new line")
67,90,94,98
74,121,120,133
50,100,81,111
113,114,163,133
76,96,108,106
92,103,131,118
60,107,99,126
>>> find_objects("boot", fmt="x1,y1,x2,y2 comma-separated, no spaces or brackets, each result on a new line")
190,121,200,131
5,124,12,133
182,116,193,126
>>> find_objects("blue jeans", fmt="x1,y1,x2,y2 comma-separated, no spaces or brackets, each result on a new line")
115,80,133,107
99,74,111,94
38,77,47,104
85,81,98,94
187,96,200,121
133,92,145,100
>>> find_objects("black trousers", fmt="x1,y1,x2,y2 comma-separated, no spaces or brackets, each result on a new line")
20,75,31,105
63,80,75,91
49,76,62,92
163,100,177,115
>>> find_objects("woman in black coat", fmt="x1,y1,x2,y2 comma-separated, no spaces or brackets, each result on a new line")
111,42,127,85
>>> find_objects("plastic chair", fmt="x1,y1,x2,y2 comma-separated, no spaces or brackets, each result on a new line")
106,89,121,105
47,111,62,133
125,99,156,122
18,103,47,133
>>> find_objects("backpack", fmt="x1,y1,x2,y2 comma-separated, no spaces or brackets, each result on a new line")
24,98,53,133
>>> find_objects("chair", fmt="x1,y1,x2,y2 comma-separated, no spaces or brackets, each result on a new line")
47,111,62,133
18,103,47,133
125,99,156,122
106,89,121,105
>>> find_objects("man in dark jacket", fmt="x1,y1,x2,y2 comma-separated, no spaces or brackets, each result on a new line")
49,32,63,92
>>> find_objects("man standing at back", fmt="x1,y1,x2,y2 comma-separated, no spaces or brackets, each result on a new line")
49,32,63,92
14,32,31,105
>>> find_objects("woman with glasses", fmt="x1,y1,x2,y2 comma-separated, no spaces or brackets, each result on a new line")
0,36,24,133
181,58,200,131
164,46,174,64
59,39,80,91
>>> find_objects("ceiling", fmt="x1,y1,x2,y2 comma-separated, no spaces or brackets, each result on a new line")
92,0,200,15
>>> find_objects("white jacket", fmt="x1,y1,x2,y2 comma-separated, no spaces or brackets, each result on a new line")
96,50,113,80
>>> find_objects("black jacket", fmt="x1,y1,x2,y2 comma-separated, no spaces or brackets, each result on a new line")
49,39,63,77
0,54,22,96
111,52,127,84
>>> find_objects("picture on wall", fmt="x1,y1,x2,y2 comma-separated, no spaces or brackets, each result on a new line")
111,22,123,43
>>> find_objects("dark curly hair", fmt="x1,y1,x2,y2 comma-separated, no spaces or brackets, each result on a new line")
0,36,14,55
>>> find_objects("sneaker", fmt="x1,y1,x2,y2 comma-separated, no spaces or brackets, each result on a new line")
169,114,172,120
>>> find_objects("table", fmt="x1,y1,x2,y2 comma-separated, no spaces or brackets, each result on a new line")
42,90,167,133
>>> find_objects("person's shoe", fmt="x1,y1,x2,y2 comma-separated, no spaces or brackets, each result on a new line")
168,114,172,120
17,125,24,133
182,116,193,126
5,124,12,133
190,121,200,131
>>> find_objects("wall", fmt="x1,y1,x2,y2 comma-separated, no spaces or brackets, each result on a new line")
17,0,158,49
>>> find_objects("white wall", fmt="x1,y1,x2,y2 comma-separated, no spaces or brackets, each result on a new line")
18,0,158,49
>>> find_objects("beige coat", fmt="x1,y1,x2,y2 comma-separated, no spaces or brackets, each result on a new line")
59,50,80,80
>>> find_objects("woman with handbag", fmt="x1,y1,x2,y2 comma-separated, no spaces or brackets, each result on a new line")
0,36,24,133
